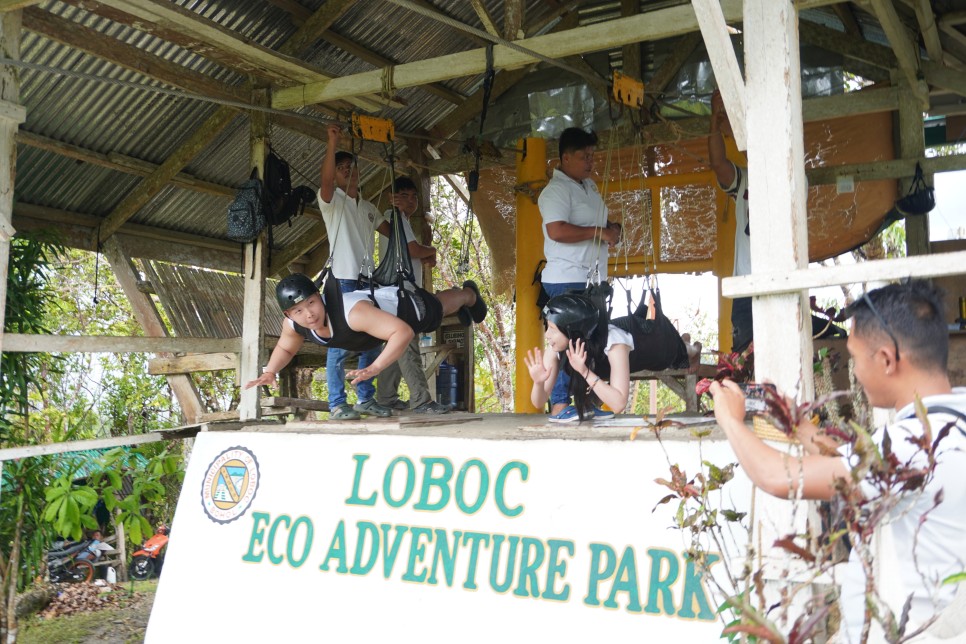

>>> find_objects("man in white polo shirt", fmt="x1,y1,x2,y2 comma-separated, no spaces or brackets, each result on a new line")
537,127,621,422
317,123,392,421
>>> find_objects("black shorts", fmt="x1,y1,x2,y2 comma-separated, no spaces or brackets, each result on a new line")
397,286,443,334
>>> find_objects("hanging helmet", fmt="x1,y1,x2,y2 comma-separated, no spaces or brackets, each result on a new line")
543,293,599,338
276,274,318,310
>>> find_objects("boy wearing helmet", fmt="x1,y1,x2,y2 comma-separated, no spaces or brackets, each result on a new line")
525,292,698,423
243,273,486,393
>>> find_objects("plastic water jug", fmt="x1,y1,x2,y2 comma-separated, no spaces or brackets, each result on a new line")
436,361,459,408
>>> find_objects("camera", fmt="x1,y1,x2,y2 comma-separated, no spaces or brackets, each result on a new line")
739,382,776,413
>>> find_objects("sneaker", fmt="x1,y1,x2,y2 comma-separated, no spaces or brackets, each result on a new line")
411,400,450,415
548,405,580,423
329,404,361,421
381,399,409,411
462,280,488,323
457,306,473,327
353,399,392,418
592,406,615,420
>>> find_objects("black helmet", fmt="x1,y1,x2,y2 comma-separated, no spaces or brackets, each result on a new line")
157,524,169,536
543,293,599,338
276,274,319,310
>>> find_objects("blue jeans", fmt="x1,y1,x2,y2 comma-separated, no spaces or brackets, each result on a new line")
326,279,381,409
543,282,585,407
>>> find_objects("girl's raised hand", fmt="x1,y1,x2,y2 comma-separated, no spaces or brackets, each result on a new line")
566,338,588,374
524,347,550,384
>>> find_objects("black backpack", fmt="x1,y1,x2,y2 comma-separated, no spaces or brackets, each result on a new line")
264,151,292,226
227,168,267,243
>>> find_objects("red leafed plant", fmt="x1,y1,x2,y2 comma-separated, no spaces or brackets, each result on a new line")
696,344,755,399
651,393,962,644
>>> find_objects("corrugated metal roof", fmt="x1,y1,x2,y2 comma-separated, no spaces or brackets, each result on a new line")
10,0,946,341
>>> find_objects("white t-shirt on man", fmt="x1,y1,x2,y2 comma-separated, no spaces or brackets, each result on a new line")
538,168,609,284
720,162,751,277
317,187,381,281
836,389,966,643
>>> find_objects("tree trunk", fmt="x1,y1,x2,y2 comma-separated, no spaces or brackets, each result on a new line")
3,495,25,643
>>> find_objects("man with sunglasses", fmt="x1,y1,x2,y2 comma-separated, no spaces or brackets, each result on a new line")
316,123,391,421
710,279,966,642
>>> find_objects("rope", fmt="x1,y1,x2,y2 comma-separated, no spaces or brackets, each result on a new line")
381,0,609,94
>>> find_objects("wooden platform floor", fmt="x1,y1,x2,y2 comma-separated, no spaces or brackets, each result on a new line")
208,411,720,443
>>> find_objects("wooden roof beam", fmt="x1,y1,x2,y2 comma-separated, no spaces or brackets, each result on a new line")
13,202,248,272
17,131,234,200
832,3,862,36
799,20,966,100
505,0,524,41
939,16,966,50
868,0,930,109
22,7,251,105
692,0,747,149
95,107,237,245
265,0,463,105
65,0,393,112
278,0,354,56
910,0,945,64
272,8,702,110
471,0,501,38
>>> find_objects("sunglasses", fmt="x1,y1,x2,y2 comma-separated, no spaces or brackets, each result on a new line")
846,292,901,363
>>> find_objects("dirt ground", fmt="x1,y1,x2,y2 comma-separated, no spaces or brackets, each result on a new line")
18,580,157,644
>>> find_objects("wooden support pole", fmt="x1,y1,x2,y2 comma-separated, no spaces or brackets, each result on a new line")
514,137,545,413
620,0,641,79
0,10,22,357
743,0,813,399
102,237,206,423
238,89,269,421
896,75,930,257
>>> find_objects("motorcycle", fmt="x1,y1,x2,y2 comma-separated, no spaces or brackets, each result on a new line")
47,540,96,583
130,524,169,580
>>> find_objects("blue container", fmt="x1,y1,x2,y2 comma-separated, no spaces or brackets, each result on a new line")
437,361,459,408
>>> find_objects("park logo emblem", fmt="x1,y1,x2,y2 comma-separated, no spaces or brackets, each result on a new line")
200,446,260,524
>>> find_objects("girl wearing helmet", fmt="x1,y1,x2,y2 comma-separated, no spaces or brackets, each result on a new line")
525,291,699,422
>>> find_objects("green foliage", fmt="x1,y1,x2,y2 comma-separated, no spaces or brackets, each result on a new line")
43,476,99,542
86,445,184,547
1,232,66,445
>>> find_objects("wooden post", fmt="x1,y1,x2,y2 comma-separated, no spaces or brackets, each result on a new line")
741,0,813,399
238,90,269,421
896,74,930,257
620,0,641,79
0,10,24,356
115,516,127,582
102,237,206,423
514,137,546,413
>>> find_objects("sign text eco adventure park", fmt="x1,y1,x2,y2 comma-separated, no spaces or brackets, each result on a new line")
239,452,719,619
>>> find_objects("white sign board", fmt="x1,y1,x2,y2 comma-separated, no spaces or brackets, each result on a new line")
148,431,754,641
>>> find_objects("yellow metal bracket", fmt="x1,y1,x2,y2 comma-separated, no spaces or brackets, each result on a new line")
350,113,395,143
611,71,645,109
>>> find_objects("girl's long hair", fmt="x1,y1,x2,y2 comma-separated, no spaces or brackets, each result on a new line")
559,307,609,421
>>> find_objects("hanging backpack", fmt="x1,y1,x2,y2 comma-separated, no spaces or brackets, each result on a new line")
227,168,267,243
264,151,293,226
